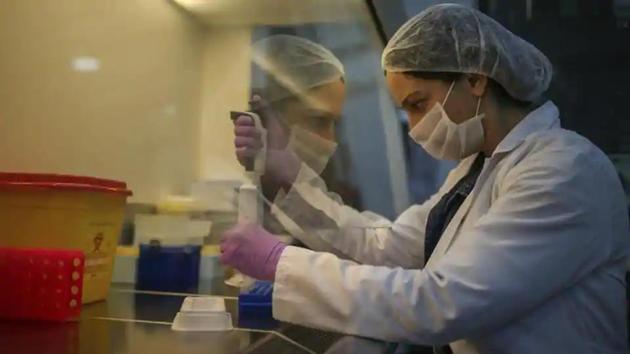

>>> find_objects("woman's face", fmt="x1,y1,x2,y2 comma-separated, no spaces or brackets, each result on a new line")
385,72,482,129
281,79,346,142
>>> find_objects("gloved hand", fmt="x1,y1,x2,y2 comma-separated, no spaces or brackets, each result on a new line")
233,96,301,191
219,223,287,281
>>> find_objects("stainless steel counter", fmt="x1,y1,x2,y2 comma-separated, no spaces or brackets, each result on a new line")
0,283,342,354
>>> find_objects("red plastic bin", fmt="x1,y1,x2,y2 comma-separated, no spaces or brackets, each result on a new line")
0,248,84,321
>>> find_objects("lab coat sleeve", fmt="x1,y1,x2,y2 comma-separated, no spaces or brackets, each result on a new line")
272,152,611,345
270,163,445,268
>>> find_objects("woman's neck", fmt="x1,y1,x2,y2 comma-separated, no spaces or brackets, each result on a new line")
481,102,531,157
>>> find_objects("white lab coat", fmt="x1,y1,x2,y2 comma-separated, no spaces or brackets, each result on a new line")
269,101,630,354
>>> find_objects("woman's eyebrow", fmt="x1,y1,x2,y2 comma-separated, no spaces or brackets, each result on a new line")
305,108,339,120
400,91,425,108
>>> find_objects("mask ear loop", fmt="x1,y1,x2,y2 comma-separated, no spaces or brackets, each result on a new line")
475,95,482,117
443,80,456,105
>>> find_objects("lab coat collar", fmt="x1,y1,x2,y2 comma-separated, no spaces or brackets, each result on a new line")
428,102,560,266
492,101,560,156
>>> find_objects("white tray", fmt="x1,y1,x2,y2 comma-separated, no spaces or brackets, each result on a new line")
171,311,233,332
180,296,226,313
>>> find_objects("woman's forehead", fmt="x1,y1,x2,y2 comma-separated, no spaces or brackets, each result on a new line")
386,72,436,106
290,80,346,115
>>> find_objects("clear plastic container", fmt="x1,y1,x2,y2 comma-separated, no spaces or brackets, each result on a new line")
180,296,226,313
171,311,233,332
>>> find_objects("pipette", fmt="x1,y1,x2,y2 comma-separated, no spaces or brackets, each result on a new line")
227,111,267,289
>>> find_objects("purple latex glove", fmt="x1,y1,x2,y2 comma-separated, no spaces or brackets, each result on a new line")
220,223,287,281
233,96,301,188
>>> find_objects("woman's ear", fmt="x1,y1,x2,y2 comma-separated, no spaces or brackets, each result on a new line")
465,74,488,97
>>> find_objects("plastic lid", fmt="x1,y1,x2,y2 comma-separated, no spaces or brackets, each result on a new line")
171,311,233,332
157,195,204,213
180,296,226,313
0,172,132,196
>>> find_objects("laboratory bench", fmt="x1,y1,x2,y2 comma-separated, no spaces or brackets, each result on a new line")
0,281,343,354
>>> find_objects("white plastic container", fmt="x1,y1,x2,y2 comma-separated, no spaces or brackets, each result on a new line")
171,312,233,332
180,296,226,313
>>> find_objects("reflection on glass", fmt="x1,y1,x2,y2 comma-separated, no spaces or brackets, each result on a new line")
0,1,451,353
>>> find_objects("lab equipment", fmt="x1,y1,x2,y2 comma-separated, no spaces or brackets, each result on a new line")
134,214,211,246
0,172,131,303
136,244,201,293
231,111,266,225
0,248,84,321
382,4,552,102
180,296,226,313
230,110,266,227
226,111,267,288
172,295,233,332
238,280,278,329
111,245,222,291
233,109,302,190
171,311,233,332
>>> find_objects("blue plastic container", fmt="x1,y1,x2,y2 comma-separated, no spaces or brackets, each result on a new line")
136,244,201,293
238,281,278,329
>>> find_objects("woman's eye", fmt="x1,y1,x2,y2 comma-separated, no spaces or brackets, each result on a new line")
309,116,331,129
409,101,425,112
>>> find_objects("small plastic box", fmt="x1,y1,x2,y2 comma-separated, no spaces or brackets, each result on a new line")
0,248,85,321
172,296,232,332
171,312,233,332
180,296,226,313
238,281,278,329
136,244,201,292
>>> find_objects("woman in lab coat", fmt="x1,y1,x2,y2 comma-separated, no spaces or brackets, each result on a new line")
236,34,352,245
222,4,630,354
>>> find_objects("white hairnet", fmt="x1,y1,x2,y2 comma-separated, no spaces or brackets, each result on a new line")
251,35,345,102
382,4,552,102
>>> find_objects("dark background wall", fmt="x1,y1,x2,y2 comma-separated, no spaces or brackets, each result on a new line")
480,0,630,155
